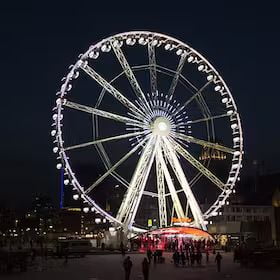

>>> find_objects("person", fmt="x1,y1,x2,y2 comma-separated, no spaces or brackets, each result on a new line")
215,252,222,272
172,251,179,266
142,257,150,280
147,249,152,264
197,250,202,265
190,251,195,266
185,250,190,266
120,241,125,256
206,250,209,263
123,256,133,280
180,251,186,266
153,250,157,264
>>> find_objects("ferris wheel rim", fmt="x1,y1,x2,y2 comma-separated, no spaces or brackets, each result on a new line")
52,31,243,229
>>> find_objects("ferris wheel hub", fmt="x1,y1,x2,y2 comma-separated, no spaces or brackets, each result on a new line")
152,117,171,136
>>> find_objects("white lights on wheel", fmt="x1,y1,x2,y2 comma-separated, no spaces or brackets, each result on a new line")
198,64,204,71
56,163,62,169
176,49,183,56
64,179,70,185
214,85,221,91
151,39,158,46
88,50,99,59
164,43,171,50
126,37,136,45
138,37,148,45
53,31,243,232
187,55,194,62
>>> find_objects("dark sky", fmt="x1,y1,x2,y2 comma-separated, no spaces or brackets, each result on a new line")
0,2,279,209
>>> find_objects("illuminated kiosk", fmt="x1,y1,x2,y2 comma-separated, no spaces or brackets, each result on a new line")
137,226,214,251
52,32,243,244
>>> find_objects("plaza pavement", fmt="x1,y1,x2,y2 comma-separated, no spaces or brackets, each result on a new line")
1,252,280,280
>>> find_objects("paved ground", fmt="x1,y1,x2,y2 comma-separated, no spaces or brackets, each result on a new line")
1,252,280,280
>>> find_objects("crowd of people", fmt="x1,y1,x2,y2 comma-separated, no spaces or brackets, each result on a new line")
122,246,223,280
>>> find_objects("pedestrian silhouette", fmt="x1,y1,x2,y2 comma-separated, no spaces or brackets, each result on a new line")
215,252,222,272
142,257,150,280
147,249,152,263
123,256,133,280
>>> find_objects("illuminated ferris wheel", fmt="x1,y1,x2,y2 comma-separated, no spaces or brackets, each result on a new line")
51,31,243,232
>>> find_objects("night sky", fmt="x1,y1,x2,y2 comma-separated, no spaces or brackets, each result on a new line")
0,2,279,209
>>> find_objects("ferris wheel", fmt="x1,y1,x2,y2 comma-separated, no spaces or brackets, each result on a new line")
51,31,243,232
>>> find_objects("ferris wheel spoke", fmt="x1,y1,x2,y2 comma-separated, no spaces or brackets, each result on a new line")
162,137,206,230
117,136,158,228
111,43,152,114
168,53,187,99
156,152,168,228
190,113,229,124
148,41,158,95
111,171,158,197
156,143,185,220
85,136,148,195
175,80,212,116
170,139,227,192
173,132,235,154
65,100,145,128
64,131,146,151
80,64,146,118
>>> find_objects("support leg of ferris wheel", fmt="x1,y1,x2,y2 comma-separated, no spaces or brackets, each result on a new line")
116,136,158,231
156,152,168,228
156,144,185,221
162,137,206,230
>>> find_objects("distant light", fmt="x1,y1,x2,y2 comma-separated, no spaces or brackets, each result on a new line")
53,147,59,153
207,74,214,81
95,218,101,224
52,114,58,120
83,207,89,213
51,130,56,136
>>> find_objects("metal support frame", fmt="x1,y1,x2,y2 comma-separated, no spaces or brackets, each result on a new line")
171,139,227,191
156,152,168,228
116,136,158,228
162,137,206,230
